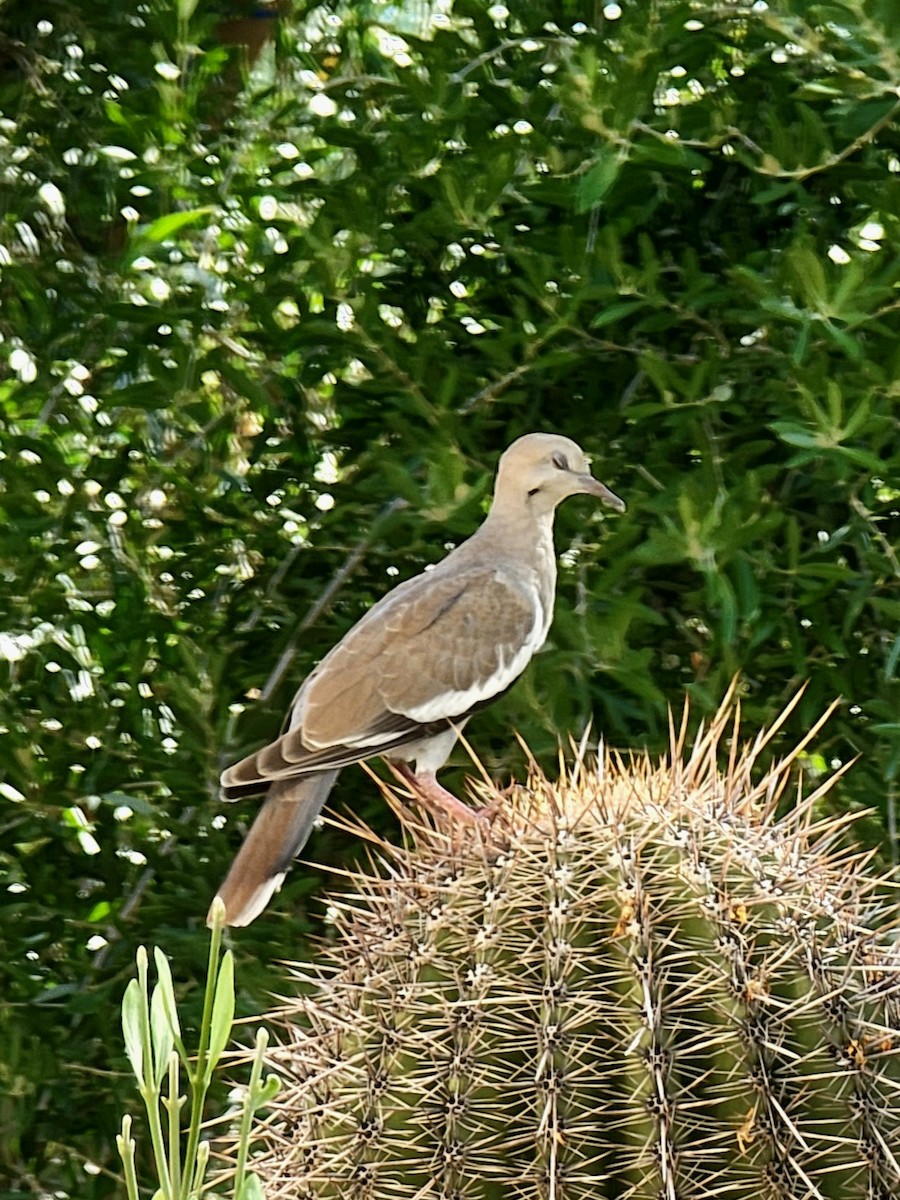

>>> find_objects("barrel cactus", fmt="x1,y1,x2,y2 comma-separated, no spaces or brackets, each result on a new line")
244,695,900,1199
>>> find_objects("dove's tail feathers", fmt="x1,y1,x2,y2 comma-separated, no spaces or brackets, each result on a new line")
208,770,339,927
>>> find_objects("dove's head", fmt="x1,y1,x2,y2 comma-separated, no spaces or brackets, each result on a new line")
494,432,625,517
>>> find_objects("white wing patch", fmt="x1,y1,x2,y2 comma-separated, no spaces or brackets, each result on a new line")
399,598,546,724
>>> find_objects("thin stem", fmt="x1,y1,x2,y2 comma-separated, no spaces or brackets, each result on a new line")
179,900,225,1200
166,1051,183,1199
137,955,172,1200
117,1115,141,1200
233,1028,268,1199
189,1140,210,1200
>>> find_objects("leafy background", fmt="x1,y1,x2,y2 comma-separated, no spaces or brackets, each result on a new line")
0,0,898,1194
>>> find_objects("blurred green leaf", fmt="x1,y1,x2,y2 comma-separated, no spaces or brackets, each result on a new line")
575,151,622,212
134,209,214,247
590,300,648,327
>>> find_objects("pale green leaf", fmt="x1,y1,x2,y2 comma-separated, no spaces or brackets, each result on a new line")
150,983,175,1086
153,947,182,1041
207,950,235,1073
121,978,145,1088
240,1173,266,1200
257,1074,281,1104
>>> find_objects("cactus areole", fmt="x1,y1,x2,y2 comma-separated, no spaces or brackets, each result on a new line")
243,695,900,1200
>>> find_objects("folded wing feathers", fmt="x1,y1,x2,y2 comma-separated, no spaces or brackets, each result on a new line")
379,573,540,722
220,565,543,797
220,715,418,799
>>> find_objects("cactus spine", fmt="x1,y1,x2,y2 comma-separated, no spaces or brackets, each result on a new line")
245,696,900,1200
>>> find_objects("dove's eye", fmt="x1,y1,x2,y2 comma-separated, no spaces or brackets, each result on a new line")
551,452,569,471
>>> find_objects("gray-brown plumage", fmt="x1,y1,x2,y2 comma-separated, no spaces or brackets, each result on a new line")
211,433,625,926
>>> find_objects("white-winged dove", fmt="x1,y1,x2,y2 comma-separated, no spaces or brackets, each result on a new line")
211,433,625,925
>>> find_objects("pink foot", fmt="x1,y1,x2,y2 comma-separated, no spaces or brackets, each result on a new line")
391,762,482,825
390,763,510,847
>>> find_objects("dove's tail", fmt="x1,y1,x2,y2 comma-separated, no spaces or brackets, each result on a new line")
208,770,339,927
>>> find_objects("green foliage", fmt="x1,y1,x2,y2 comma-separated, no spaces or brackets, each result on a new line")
0,0,898,1194
242,710,900,1199
117,900,278,1200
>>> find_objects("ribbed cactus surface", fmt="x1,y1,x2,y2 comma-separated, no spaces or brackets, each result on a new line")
247,698,900,1200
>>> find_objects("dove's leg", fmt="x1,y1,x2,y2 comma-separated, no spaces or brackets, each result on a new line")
391,762,483,825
